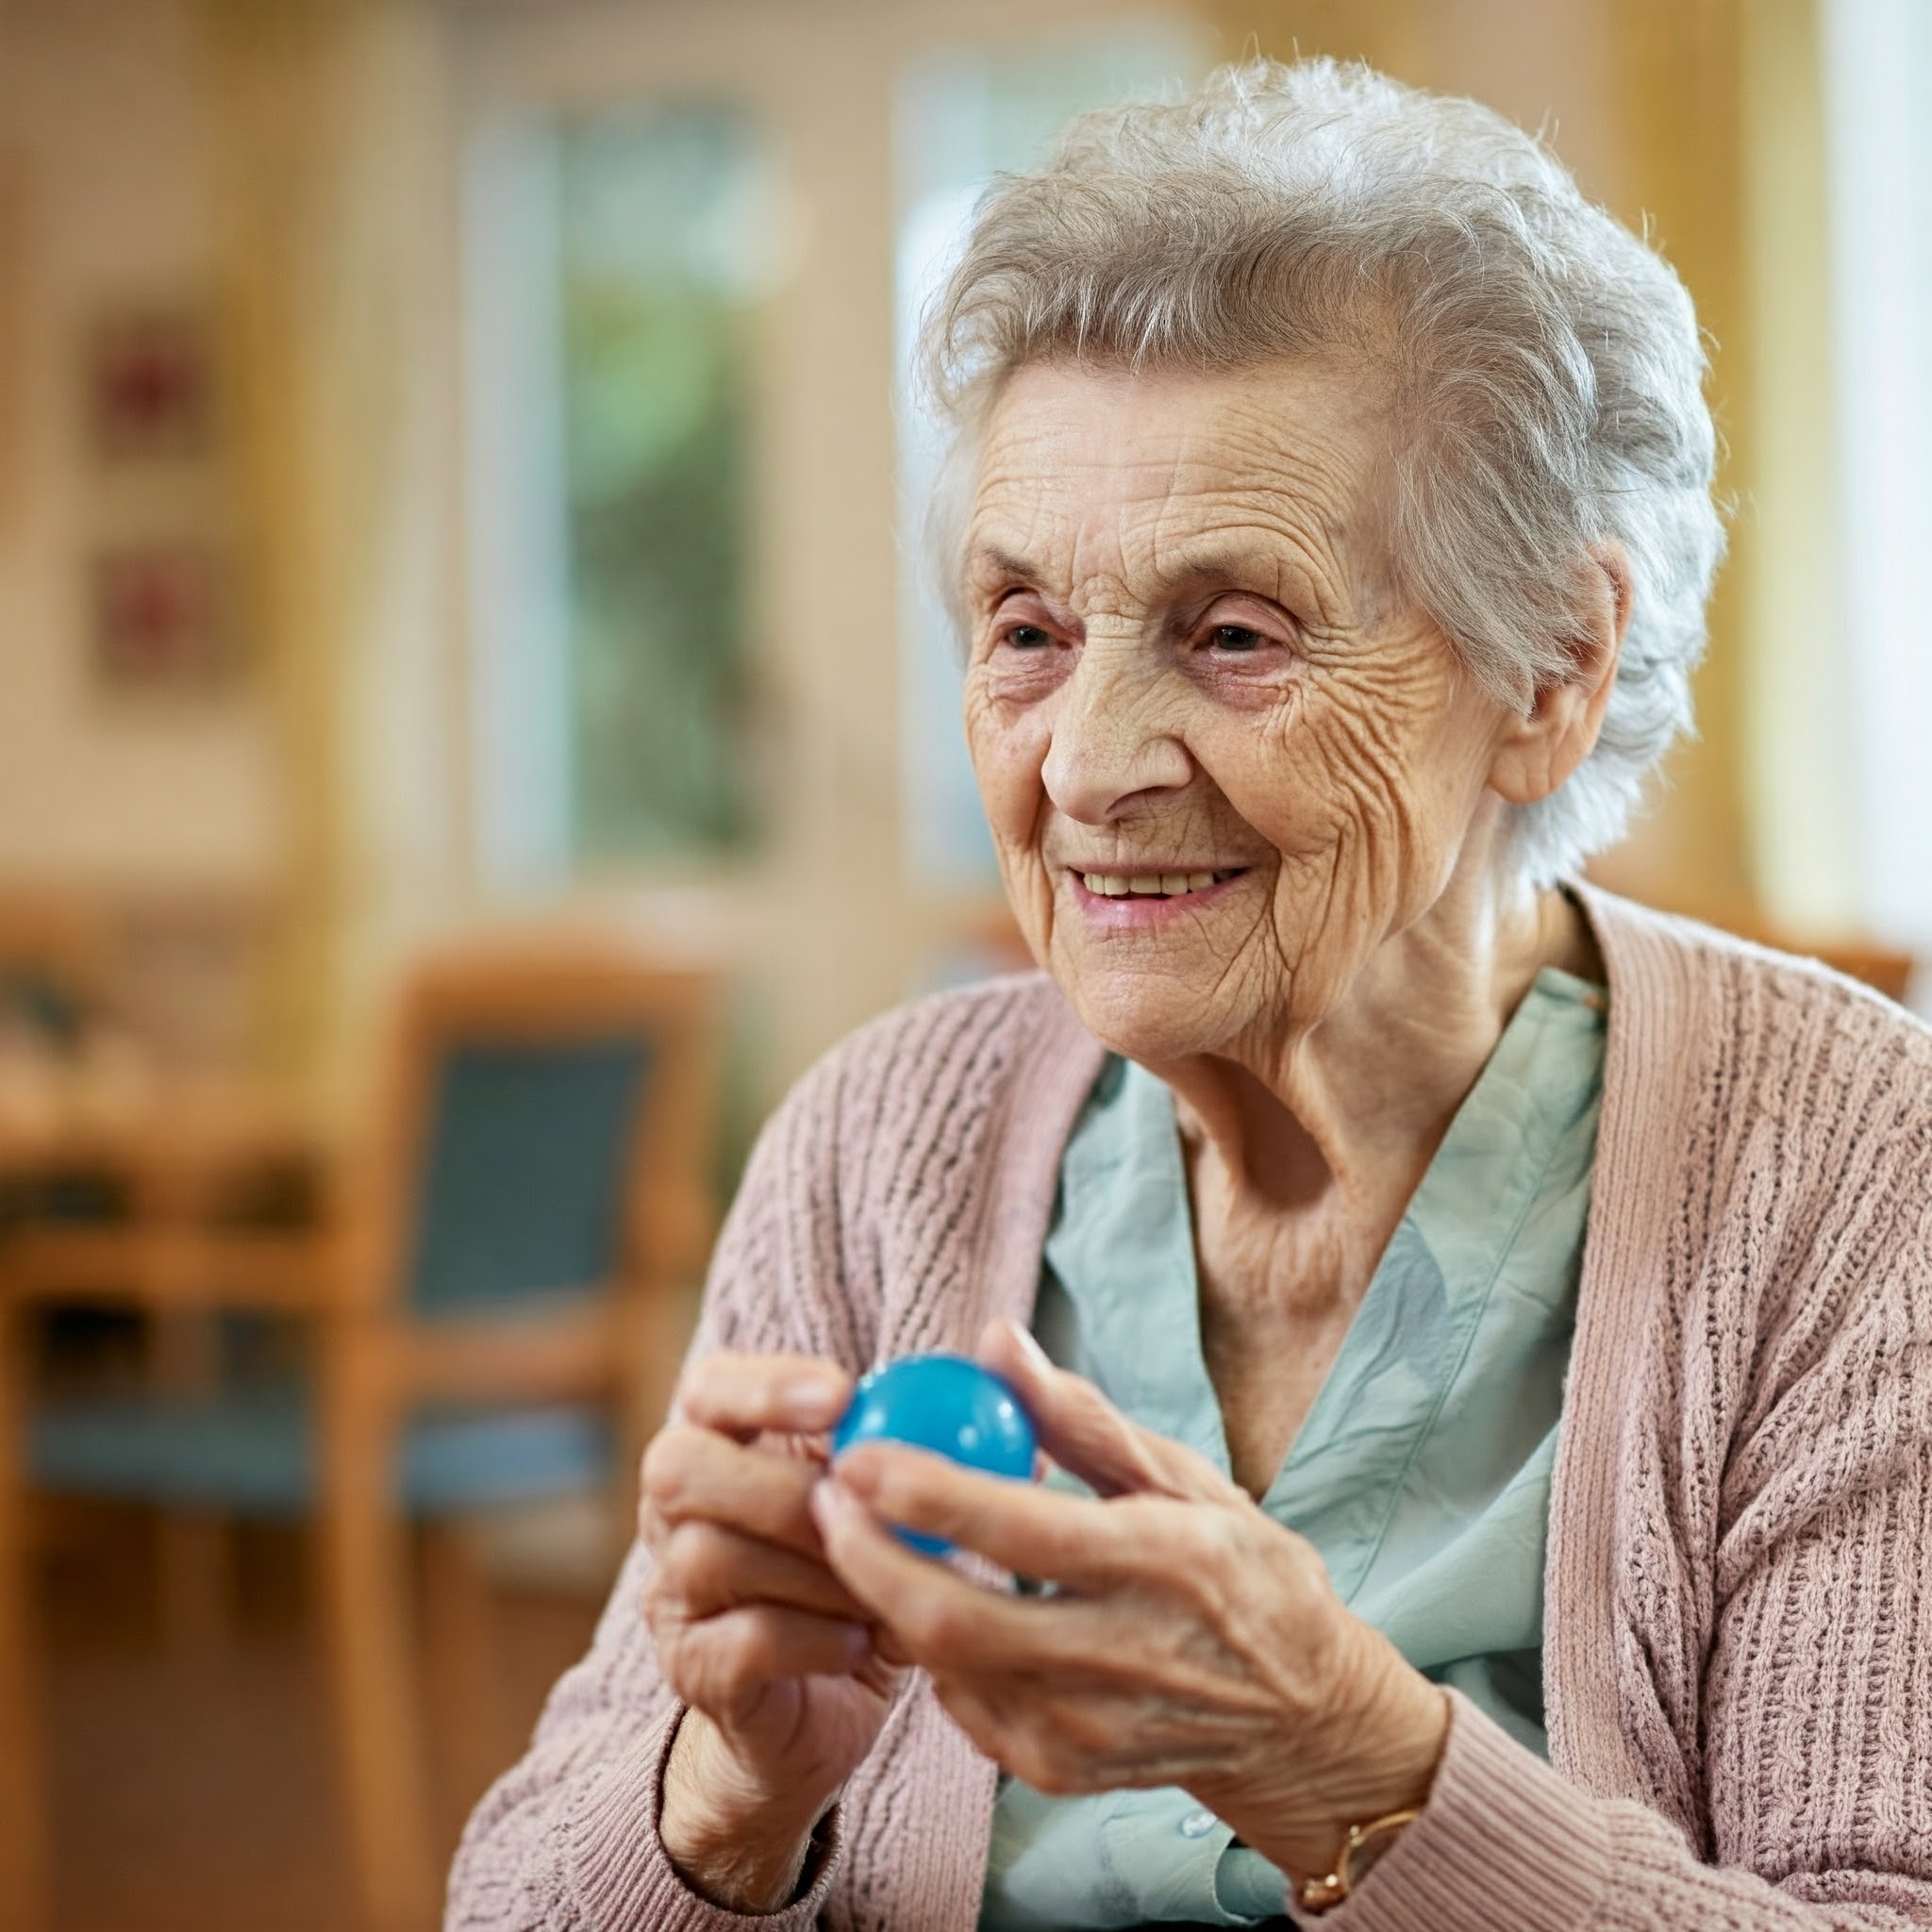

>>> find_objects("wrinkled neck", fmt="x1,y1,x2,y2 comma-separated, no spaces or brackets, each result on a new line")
1156,864,1593,1224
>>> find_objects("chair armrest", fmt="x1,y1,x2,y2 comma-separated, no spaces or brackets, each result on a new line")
0,1223,341,1315
390,1301,627,1408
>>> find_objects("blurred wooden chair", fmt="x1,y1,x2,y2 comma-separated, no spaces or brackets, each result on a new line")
0,930,719,1932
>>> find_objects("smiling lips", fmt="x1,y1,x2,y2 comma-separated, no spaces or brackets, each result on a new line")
1076,868,1245,899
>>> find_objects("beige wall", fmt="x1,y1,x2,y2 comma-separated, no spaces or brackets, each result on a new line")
0,0,281,891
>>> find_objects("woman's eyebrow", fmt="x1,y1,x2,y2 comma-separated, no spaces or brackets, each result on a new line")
968,545,1044,587
1152,543,1306,604
968,539,1334,625
971,543,1290,593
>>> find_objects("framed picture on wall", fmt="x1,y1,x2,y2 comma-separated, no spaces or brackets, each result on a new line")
85,305,216,463
91,546,232,695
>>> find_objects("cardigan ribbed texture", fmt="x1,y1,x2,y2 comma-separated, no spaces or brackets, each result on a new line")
446,887,1932,1931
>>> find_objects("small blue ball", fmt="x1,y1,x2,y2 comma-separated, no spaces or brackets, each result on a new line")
831,1354,1037,1555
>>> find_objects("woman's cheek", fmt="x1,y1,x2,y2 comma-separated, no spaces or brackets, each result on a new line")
1191,698,1325,857
964,670,1055,821
962,690,1056,963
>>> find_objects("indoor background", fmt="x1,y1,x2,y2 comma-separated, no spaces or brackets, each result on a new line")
0,0,1926,1928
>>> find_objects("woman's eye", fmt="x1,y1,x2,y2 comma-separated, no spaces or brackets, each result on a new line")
1004,624,1053,650
1208,625,1265,653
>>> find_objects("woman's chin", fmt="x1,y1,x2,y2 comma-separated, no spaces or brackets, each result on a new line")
1056,960,1241,1068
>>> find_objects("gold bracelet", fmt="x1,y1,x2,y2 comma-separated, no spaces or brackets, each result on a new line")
1293,1807,1420,1915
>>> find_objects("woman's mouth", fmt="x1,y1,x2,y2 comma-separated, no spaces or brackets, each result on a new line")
1068,867,1252,927
1076,868,1245,899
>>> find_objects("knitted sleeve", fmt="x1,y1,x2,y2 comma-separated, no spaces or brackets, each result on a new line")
1323,995,1932,1932
1318,1428,1932,1932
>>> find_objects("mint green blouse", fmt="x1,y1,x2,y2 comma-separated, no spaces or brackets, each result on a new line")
979,968,1607,1931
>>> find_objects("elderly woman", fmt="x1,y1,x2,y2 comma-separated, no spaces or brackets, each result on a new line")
450,58,1932,1932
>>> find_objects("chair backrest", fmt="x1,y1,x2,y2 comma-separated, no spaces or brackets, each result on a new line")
353,930,719,1324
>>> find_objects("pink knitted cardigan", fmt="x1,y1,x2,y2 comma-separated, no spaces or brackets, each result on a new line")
448,888,1932,1931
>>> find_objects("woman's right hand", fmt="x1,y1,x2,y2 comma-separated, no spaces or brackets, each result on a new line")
640,1353,903,1911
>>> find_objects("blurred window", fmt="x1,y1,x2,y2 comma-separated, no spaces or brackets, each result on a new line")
1824,0,1932,949
466,107,768,878
893,24,1209,890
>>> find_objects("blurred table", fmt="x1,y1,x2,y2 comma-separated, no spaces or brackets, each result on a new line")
0,1038,338,1314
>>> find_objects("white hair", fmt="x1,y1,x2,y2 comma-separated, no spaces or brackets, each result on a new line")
919,58,1724,884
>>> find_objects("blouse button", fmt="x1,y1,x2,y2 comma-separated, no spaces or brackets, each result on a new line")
1179,1809,1218,1839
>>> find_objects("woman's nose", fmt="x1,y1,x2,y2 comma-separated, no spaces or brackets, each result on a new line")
1040,641,1192,824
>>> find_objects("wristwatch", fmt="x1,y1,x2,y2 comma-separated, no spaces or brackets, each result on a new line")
1293,1807,1420,1915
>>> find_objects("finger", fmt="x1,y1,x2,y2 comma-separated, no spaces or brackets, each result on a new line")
977,1318,1228,1504
659,1603,874,1718
675,1352,853,1441
830,1441,1169,1591
655,1519,871,1622
642,1425,831,1559
811,1474,1102,1675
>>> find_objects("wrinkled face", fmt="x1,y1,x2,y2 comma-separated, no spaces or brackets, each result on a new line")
960,358,1524,1066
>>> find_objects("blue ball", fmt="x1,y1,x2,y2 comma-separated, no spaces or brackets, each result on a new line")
831,1354,1037,1555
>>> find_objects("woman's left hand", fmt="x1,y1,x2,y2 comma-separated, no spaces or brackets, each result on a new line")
808,1319,1450,1885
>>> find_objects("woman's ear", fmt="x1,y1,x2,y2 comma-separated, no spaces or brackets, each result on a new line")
1488,542,1632,808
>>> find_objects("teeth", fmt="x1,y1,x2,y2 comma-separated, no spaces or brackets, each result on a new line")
1081,870,1237,899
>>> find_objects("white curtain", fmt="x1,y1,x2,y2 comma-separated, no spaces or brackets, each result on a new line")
1824,0,1932,956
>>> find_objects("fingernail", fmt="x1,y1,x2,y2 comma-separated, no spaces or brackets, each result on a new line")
1006,1321,1052,1372
810,1476,856,1531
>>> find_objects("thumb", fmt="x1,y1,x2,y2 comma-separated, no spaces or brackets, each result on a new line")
975,1317,1226,1503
